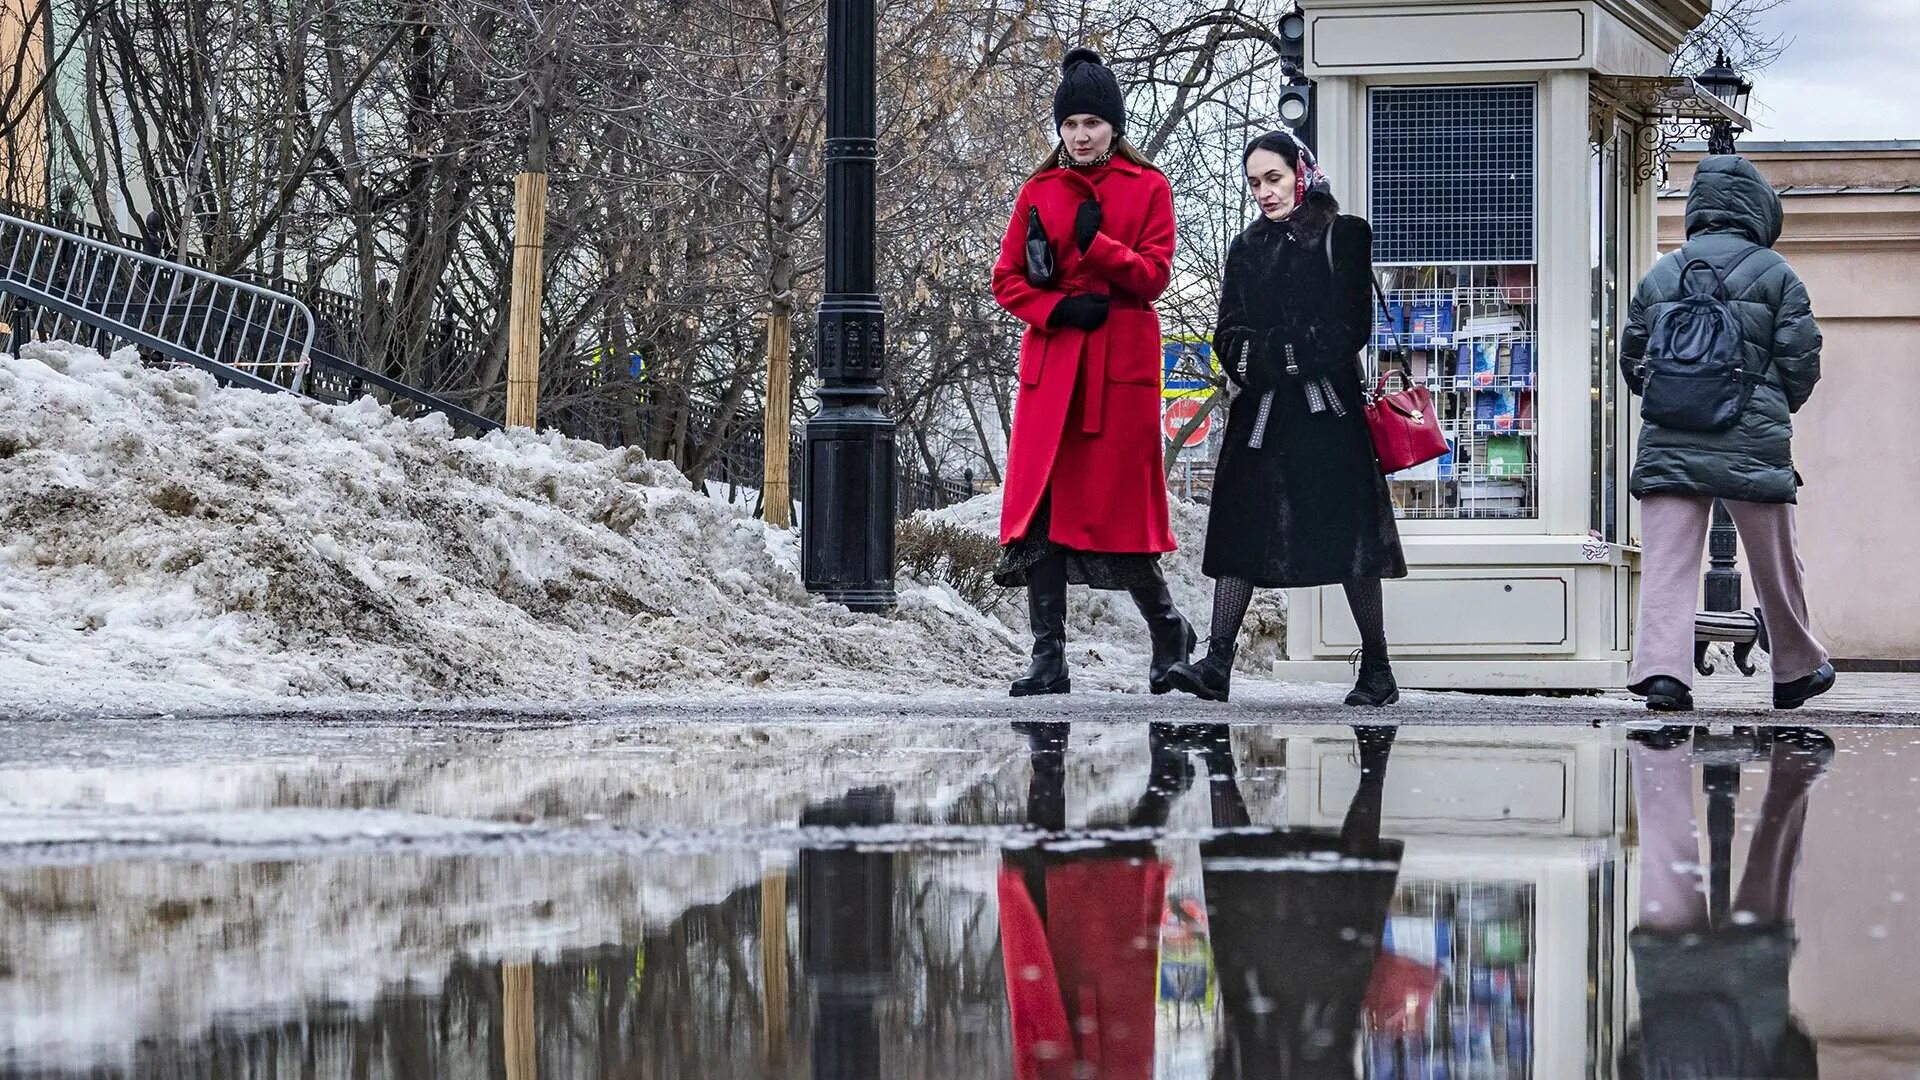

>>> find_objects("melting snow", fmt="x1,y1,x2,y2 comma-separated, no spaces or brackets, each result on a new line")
0,343,1033,714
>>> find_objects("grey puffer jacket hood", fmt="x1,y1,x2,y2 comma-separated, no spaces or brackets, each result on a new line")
1620,155,1822,504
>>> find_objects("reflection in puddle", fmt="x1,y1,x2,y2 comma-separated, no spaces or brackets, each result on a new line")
2,719,1916,1078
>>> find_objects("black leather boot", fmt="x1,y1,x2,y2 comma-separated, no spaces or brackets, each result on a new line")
1131,722,1199,827
1011,557,1070,697
1166,640,1234,703
1012,722,1070,829
1129,583,1196,695
1345,653,1401,708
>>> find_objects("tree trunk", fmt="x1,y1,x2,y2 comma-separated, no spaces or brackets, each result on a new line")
760,871,790,1067
761,310,793,526
505,169,548,428
964,353,1002,483
501,962,536,1080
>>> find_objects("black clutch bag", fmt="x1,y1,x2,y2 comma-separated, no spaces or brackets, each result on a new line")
1025,206,1056,287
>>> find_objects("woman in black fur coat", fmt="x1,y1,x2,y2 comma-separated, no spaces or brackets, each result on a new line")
1166,130,1407,706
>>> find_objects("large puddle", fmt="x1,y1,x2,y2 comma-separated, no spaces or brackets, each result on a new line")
2,717,1917,1078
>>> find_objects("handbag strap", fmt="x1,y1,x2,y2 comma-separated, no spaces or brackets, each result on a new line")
1328,222,1405,395
1323,222,1406,368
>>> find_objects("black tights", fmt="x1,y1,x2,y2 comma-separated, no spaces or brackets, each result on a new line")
1206,576,1389,666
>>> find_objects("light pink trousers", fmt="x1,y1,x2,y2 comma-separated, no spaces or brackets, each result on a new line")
1631,494,1829,689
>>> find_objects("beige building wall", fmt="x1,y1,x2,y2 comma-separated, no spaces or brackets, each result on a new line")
1661,144,1920,663
0,0,46,205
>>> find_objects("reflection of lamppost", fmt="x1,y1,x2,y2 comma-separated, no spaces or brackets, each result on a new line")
800,788,895,1080
1693,49,1753,156
803,0,897,612
1691,50,1756,669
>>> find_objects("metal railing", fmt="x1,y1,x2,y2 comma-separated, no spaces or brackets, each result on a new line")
0,201,986,491
897,466,975,518
0,212,315,396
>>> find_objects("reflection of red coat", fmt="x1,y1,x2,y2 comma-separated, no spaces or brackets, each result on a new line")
998,859,1170,1080
991,159,1178,554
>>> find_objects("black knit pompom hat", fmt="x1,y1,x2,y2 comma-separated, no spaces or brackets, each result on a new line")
1052,48,1126,135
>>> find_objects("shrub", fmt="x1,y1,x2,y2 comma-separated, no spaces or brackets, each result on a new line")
897,517,1008,609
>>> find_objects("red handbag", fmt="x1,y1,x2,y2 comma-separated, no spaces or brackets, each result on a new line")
1361,275,1448,474
1365,371,1448,474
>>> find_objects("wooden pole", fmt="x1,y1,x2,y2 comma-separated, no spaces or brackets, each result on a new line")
760,869,791,1065
502,960,537,1080
505,170,549,429
762,310,793,527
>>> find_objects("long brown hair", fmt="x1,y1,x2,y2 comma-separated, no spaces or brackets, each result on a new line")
1026,138,1158,183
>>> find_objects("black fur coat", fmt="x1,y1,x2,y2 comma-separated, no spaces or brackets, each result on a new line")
1203,203,1407,589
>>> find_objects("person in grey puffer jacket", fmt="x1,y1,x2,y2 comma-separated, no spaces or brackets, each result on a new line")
1620,155,1834,712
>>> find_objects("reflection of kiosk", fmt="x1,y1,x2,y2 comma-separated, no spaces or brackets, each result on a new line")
1275,1,1738,690
1269,725,1630,1078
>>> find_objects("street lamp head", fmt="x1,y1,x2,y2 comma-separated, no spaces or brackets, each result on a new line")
1696,48,1753,119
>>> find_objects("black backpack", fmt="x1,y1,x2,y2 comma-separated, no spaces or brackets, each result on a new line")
1636,250,1766,433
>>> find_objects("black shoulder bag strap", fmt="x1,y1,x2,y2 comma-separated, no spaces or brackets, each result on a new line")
1326,222,1404,391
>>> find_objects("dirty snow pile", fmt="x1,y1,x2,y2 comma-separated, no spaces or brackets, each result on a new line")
918,491,1289,672
0,343,1028,713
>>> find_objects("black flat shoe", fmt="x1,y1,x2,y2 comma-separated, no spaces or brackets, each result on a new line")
1773,663,1836,710
1627,724,1696,751
1631,676,1694,712
1770,726,1836,764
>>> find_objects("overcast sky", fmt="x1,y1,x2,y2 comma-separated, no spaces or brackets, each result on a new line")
1740,0,1920,141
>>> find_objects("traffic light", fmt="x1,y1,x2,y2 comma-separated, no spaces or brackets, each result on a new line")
1275,8,1315,150
1277,10,1306,73
1278,80,1314,138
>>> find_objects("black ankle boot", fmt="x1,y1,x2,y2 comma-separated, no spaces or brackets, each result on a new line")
1166,641,1234,703
1011,559,1070,697
1129,584,1196,695
1345,655,1400,708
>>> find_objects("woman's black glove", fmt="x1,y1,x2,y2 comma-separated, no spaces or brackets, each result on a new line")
1049,293,1110,331
1074,200,1103,253
1216,326,1281,390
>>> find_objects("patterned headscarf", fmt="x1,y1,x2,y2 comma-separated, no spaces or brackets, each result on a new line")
1277,127,1329,207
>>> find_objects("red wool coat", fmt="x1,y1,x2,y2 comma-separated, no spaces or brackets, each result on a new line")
997,859,1170,1080
992,158,1178,554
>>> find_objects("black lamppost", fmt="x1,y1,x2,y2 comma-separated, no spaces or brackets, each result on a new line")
1694,51,1755,634
803,0,897,611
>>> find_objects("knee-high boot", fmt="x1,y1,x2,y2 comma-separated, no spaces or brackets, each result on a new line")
1011,556,1070,697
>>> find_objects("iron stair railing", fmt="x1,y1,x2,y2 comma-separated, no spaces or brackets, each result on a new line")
0,211,315,395
0,211,501,435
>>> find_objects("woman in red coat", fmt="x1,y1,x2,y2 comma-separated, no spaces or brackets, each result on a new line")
991,48,1193,698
